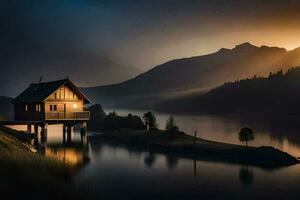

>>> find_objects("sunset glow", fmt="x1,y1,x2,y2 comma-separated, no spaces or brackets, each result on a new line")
2,1,300,199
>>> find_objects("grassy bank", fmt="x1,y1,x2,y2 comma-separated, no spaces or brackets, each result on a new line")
0,129,81,200
92,129,299,169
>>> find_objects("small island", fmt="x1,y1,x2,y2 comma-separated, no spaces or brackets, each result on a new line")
88,106,300,169
92,129,298,169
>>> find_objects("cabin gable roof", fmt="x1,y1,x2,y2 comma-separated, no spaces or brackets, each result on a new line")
14,79,92,104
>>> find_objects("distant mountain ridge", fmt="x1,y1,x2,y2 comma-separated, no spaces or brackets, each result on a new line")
0,53,141,97
84,42,300,108
156,67,300,114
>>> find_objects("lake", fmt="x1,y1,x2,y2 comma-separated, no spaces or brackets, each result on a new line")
9,110,300,199
104,109,300,157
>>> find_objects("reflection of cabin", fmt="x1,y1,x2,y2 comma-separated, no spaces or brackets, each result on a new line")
43,142,89,167
13,78,91,123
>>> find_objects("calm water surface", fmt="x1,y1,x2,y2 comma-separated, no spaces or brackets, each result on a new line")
9,110,300,199
105,109,300,157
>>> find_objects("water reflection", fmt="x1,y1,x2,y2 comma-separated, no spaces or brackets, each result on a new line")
75,139,300,200
239,165,255,186
6,120,300,199
143,152,156,168
32,124,90,168
193,160,197,178
165,155,178,169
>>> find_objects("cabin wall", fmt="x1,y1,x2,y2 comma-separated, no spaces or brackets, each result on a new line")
44,85,84,113
47,86,80,101
14,102,45,121
44,100,83,112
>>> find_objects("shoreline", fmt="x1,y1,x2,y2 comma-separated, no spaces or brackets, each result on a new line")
90,129,300,169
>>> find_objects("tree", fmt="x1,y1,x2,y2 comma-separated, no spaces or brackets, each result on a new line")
239,127,254,148
143,112,157,130
165,116,179,132
108,111,118,118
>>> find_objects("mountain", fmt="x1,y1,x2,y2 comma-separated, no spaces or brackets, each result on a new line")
84,43,300,108
0,96,13,120
155,67,300,114
0,53,140,97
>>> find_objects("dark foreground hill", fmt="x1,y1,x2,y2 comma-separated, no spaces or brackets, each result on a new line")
84,43,300,108
156,67,300,114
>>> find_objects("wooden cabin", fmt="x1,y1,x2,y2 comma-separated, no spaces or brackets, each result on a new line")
13,79,91,123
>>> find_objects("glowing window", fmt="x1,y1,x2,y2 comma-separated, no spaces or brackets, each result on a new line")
36,104,41,112
50,104,57,111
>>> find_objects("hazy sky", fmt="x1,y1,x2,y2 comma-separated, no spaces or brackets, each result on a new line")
2,0,300,70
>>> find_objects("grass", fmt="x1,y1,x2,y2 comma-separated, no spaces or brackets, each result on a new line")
0,131,81,200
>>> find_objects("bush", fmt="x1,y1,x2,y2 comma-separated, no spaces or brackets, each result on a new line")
100,112,145,131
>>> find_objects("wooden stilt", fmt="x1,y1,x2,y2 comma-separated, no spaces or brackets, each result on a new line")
63,124,67,144
27,124,32,133
67,125,72,143
80,122,87,135
40,123,48,144
34,124,39,134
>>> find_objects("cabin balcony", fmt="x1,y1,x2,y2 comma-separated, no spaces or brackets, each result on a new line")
45,111,90,121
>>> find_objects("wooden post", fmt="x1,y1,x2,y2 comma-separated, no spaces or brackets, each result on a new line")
194,159,197,178
27,124,32,133
41,123,47,137
80,122,88,145
40,123,48,145
34,124,39,134
80,122,87,134
63,124,67,144
67,125,72,143
194,130,197,145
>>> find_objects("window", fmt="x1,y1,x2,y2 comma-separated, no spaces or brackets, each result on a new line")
25,104,28,112
36,104,41,112
50,104,57,111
